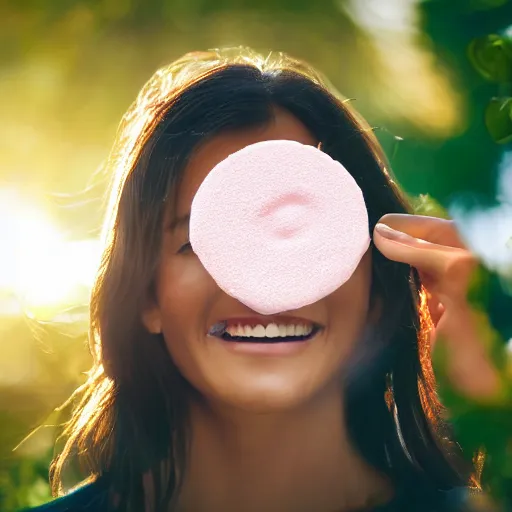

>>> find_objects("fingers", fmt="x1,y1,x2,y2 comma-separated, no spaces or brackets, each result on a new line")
436,305,503,400
374,215,503,401
373,222,476,305
373,223,472,277
427,293,445,327
378,213,467,249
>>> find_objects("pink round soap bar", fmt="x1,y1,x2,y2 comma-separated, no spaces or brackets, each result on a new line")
189,140,370,315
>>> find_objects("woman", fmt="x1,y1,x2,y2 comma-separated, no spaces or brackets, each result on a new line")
26,48,500,511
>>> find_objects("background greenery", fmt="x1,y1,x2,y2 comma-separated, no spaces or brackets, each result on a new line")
1,0,512,510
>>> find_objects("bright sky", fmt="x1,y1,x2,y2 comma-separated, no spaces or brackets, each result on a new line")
451,151,512,277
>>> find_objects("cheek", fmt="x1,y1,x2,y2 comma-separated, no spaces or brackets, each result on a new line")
155,255,217,338
325,255,373,349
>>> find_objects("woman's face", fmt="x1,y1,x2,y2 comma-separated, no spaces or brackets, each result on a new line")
143,108,374,411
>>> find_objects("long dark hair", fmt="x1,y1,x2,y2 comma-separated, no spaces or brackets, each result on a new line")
49,48,478,511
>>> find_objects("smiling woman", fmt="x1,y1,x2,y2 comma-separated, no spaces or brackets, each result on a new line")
23,48,494,512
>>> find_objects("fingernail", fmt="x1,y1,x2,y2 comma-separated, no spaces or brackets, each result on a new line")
374,223,399,239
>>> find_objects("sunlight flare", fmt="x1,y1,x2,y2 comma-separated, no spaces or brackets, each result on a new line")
0,189,100,313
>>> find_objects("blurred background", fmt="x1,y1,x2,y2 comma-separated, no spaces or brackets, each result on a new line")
1,0,512,509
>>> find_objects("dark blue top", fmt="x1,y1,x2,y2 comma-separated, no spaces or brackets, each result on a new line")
21,475,478,512
20,476,111,512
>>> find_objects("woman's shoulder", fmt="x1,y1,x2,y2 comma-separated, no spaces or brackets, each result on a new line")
19,475,110,512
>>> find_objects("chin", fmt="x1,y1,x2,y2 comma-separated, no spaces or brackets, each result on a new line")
207,377,326,413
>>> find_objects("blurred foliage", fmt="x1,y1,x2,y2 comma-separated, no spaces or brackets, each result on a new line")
468,34,512,83
410,193,450,218
1,0,512,510
426,3,512,508
432,0,510,11
485,97,512,144
0,317,93,510
0,453,53,510
432,283,512,507
468,33,512,144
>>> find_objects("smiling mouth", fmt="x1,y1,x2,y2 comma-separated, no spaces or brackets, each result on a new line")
208,320,322,343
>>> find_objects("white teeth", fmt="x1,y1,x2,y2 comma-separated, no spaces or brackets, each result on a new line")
225,325,236,336
223,322,315,338
297,325,310,336
253,324,266,337
265,323,280,338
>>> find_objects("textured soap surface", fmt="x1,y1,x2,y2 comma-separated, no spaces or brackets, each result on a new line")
190,140,370,315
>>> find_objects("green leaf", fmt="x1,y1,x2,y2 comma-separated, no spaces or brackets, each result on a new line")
468,0,510,10
485,97,512,143
468,35,512,83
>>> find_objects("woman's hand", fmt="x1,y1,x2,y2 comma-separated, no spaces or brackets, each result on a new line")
373,213,502,401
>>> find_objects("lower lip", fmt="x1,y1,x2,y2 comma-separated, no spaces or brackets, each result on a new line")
213,331,321,356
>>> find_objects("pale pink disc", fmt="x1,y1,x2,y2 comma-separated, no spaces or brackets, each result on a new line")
189,140,370,315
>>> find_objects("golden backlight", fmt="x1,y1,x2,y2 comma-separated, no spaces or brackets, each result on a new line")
0,189,100,317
